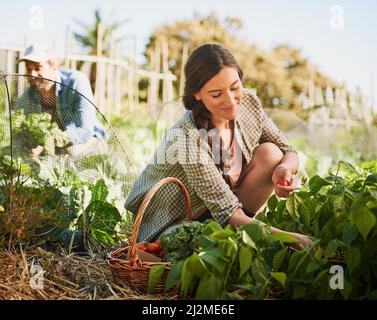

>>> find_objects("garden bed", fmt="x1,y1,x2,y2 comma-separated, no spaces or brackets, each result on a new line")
0,246,177,300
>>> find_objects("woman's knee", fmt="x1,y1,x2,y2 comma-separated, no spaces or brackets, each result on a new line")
253,142,283,167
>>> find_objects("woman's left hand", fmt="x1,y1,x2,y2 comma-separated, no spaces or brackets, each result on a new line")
272,164,296,198
289,232,313,250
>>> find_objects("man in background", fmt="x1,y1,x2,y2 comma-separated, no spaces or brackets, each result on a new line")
17,43,109,159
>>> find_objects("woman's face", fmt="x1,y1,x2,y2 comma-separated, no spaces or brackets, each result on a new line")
194,67,243,125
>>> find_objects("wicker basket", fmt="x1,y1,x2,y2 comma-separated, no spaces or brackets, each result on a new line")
107,177,192,295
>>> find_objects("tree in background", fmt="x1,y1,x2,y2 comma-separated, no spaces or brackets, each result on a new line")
72,8,128,90
144,11,337,116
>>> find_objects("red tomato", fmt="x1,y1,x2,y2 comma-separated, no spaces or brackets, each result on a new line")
156,240,163,250
138,243,147,251
146,243,160,254
277,178,290,186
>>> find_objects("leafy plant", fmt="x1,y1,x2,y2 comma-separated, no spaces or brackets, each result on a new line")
159,220,207,262
152,160,377,300
76,178,122,246
0,155,123,248
11,109,70,156
0,159,76,247
160,220,298,299
257,160,377,299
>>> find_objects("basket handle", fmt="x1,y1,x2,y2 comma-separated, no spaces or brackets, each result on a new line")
128,177,192,268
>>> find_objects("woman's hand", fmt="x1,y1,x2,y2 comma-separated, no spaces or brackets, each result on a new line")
272,164,296,198
270,224,312,250
289,232,313,250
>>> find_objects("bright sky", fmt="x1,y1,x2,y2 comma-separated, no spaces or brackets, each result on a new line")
1,0,376,110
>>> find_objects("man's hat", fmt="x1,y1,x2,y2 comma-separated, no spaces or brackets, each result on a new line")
19,43,55,63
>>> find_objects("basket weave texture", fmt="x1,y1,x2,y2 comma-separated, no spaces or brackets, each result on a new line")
107,177,192,294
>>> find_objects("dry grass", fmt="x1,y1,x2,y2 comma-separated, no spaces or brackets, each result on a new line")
0,245,178,300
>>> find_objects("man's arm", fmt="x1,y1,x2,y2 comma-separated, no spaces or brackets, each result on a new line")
62,71,107,144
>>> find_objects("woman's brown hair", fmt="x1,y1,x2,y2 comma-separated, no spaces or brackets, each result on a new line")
182,44,244,191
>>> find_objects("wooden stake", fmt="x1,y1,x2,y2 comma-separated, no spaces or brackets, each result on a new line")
95,22,106,113
64,26,72,69
178,42,189,97
115,42,122,114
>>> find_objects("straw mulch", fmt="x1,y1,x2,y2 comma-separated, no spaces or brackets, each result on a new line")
0,245,178,300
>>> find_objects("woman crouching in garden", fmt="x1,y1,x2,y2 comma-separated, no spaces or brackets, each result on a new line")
125,43,311,248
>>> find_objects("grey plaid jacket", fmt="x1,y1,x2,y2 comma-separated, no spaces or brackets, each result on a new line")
125,89,297,242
